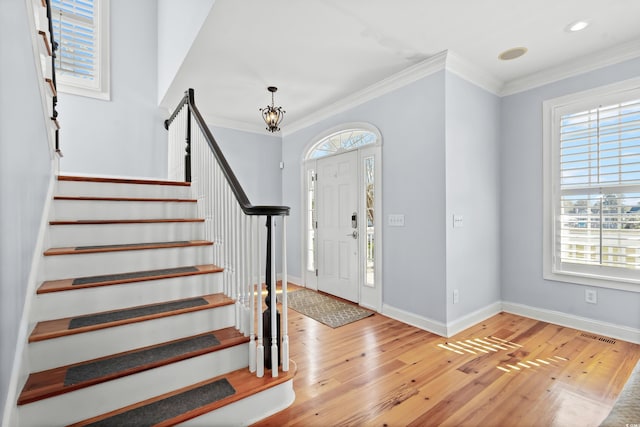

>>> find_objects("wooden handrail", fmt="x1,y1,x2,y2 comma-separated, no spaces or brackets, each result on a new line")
165,89,289,217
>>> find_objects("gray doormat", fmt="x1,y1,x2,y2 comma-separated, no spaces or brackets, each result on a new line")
75,241,188,251
69,297,208,329
278,289,374,328
85,378,235,427
64,333,220,386
72,266,199,285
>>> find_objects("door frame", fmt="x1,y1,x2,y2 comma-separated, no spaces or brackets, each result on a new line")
300,123,382,312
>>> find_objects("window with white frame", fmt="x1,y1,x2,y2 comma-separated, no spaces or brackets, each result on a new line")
544,79,640,290
51,0,110,99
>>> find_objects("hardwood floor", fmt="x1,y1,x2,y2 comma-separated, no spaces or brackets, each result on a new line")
254,291,639,427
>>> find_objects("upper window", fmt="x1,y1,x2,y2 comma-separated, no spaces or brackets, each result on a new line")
544,78,640,290
308,128,378,159
51,0,110,100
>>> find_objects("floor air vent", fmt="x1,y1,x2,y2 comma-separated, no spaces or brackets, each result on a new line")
580,333,616,344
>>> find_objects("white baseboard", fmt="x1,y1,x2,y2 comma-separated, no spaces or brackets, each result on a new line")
279,274,302,286
446,301,503,337
502,301,640,345
382,304,447,337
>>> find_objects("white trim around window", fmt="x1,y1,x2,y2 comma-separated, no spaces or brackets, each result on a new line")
543,77,640,292
52,0,110,100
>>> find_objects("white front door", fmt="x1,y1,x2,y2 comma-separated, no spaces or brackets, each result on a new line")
316,151,359,302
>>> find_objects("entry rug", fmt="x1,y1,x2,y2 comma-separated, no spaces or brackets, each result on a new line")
278,288,373,328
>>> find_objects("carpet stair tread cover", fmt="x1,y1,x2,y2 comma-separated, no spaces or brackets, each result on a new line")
68,363,297,427
29,293,234,342
18,327,248,405
37,264,224,294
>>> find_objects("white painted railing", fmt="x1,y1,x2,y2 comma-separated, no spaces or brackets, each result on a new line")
165,89,290,377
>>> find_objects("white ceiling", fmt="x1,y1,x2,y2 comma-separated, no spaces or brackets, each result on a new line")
161,0,640,134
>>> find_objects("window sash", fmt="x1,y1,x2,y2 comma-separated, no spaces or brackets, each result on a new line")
545,81,640,288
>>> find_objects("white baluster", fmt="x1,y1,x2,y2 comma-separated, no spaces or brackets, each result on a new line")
249,215,257,373
243,214,251,336
256,215,264,378
281,215,289,372
270,216,279,377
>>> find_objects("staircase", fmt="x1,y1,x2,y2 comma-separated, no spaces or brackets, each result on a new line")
15,175,294,426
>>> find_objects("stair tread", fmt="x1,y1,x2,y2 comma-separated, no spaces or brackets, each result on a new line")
44,240,212,256
29,293,234,342
58,175,190,186
49,218,204,225
18,327,248,405
68,361,296,427
38,264,224,294
54,196,197,203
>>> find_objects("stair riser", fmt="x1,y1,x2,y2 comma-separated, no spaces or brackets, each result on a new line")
49,222,205,247
52,200,198,220
28,304,236,371
19,344,249,427
41,245,213,281
57,180,192,199
32,273,223,321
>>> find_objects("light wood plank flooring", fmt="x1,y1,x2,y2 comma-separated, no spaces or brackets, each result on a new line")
254,290,639,427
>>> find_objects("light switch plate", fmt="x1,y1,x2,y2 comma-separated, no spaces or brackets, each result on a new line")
388,214,405,227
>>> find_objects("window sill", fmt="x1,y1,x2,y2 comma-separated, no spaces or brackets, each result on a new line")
544,269,640,293
57,82,110,101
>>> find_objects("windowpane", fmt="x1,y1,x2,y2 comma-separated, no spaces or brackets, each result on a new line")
52,0,96,81
364,157,375,286
309,130,376,159
558,98,640,271
307,169,316,272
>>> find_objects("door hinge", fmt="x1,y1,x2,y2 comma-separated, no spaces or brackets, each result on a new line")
315,269,318,276
315,221,318,229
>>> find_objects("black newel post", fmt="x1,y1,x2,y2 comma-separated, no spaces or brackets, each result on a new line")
263,216,281,369
185,89,193,183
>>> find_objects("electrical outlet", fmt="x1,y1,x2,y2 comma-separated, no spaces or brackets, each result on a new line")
453,289,459,304
585,289,597,304
453,214,464,228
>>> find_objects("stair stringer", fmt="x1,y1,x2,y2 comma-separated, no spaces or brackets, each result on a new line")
1,171,56,427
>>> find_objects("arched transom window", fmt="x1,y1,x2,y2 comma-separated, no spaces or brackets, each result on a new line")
308,128,378,159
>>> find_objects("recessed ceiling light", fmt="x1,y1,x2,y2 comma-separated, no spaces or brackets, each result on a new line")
498,47,528,61
566,20,590,32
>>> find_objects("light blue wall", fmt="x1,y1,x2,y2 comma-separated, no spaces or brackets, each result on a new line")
283,71,448,323
211,127,282,206
445,72,501,322
0,0,54,421
58,0,167,179
501,57,640,329
157,0,215,104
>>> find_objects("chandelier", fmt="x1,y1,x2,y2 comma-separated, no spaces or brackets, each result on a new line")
260,86,285,133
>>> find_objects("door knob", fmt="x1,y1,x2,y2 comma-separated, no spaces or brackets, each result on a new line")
346,230,358,239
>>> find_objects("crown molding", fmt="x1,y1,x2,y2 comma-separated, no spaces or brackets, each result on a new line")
194,40,640,136
445,51,503,95
283,50,449,136
500,38,640,97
